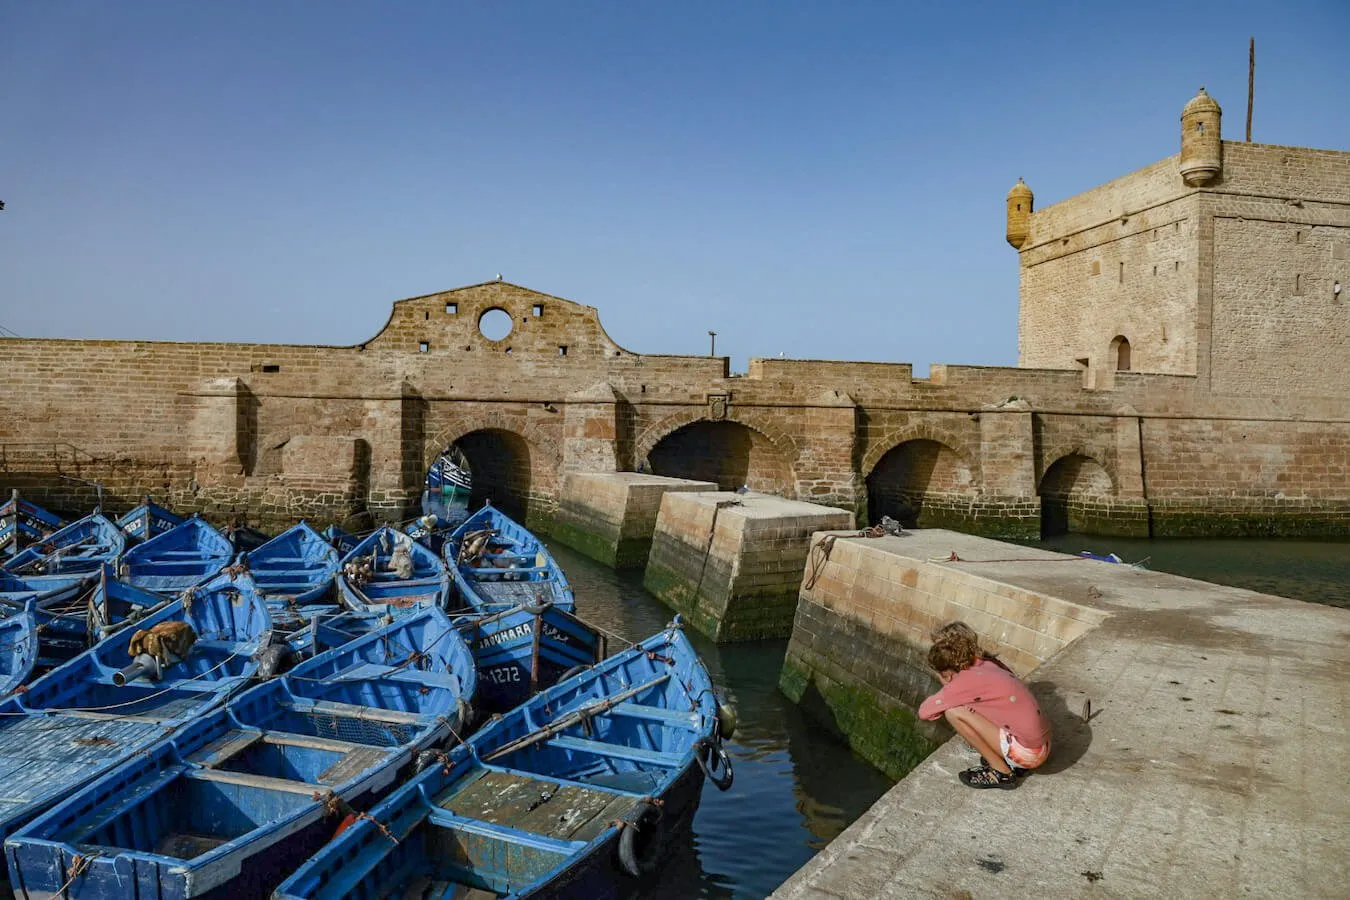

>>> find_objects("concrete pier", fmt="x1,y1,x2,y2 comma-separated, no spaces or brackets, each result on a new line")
771,529,1350,898
644,492,854,641
550,472,716,568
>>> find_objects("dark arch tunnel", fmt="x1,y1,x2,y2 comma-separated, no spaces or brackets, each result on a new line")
427,429,532,524
646,420,793,494
864,439,972,528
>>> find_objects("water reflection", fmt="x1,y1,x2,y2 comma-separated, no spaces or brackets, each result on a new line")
548,542,893,899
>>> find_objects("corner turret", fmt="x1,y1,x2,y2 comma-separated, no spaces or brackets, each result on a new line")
1006,178,1033,249
1180,87,1222,186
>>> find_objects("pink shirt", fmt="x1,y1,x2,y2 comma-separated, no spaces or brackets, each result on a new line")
917,658,1052,748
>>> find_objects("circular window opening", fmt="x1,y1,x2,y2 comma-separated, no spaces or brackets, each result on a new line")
478,308,514,342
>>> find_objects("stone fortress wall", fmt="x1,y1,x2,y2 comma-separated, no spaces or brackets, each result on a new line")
2,88,1348,540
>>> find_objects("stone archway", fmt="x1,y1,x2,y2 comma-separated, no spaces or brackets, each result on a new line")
423,414,560,528
864,438,977,528
644,419,795,494
1038,452,1115,536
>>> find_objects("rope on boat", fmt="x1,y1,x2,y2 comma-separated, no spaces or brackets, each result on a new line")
0,647,243,717
316,791,398,845
55,850,100,896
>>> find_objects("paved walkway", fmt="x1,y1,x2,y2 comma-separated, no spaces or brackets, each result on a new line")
771,530,1350,899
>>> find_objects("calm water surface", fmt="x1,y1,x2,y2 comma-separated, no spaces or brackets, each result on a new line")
548,533,1350,898
547,542,893,900
1030,535,1350,608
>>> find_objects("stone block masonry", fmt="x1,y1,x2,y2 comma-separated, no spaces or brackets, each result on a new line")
772,527,1350,899
780,529,1106,779
644,492,854,642
551,472,717,568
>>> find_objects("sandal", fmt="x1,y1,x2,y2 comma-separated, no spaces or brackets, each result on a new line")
959,764,1018,789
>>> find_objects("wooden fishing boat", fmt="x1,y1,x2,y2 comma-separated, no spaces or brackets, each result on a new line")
0,571,100,676
244,521,341,607
0,569,271,853
321,525,360,557
275,618,735,899
0,491,64,562
455,601,604,716
0,601,37,698
6,607,477,900
120,515,235,595
444,503,575,615
336,526,449,617
2,510,126,576
116,497,185,545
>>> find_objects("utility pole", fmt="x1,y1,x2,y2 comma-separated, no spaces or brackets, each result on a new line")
708,330,717,357
1246,37,1255,143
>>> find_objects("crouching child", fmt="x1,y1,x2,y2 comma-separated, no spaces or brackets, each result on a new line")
918,622,1052,789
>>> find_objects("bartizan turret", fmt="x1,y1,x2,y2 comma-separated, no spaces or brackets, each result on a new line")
1006,177,1033,249
1180,87,1222,186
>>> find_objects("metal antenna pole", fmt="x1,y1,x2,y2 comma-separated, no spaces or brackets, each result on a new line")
1246,37,1255,143
708,331,718,357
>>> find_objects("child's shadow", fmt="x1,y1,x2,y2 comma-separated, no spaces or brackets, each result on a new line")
1027,681,1095,775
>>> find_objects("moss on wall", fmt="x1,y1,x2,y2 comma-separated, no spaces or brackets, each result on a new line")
780,657,943,781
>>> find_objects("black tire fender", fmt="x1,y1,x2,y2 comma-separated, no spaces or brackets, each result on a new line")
617,800,664,878
695,738,734,791
558,664,591,683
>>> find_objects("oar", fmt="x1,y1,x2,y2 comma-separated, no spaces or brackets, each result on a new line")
484,673,670,762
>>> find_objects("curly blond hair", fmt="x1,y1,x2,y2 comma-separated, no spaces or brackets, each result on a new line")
927,620,984,674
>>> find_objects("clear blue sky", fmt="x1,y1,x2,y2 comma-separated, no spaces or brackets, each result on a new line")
2,1,1347,372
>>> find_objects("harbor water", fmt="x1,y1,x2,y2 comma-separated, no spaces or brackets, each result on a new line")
550,534,1350,897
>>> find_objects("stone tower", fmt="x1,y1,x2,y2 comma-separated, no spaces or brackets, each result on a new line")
1005,177,1033,249
1179,87,1222,186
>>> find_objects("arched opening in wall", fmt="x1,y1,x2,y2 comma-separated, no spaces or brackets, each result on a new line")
646,420,793,494
427,430,532,525
865,439,974,528
1112,335,1132,372
1039,454,1114,537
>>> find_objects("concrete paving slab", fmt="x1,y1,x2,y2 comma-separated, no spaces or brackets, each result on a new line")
771,529,1350,899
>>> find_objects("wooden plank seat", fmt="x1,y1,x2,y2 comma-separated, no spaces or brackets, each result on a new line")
426,808,585,853
605,702,700,727
331,662,464,690
546,735,683,767
191,767,326,795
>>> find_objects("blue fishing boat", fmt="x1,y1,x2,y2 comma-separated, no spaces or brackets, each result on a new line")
275,619,735,899
120,515,234,595
0,491,64,562
445,503,575,615
6,607,476,900
0,601,37,698
321,525,360,557
336,526,449,617
0,569,271,854
455,602,604,715
244,521,341,607
116,497,185,545
0,571,99,676
2,510,126,576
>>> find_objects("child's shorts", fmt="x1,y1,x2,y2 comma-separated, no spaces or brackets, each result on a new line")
1000,728,1050,771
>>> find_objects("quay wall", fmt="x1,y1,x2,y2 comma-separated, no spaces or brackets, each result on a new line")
551,473,717,568
780,530,1108,779
644,492,854,641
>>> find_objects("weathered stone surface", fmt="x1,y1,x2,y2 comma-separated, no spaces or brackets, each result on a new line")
644,491,854,641
551,472,717,568
773,527,1350,900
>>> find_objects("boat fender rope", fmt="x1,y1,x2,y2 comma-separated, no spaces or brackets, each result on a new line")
694,737,735,791
616,799,665,879
644,651,674,666
803,535,837,591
